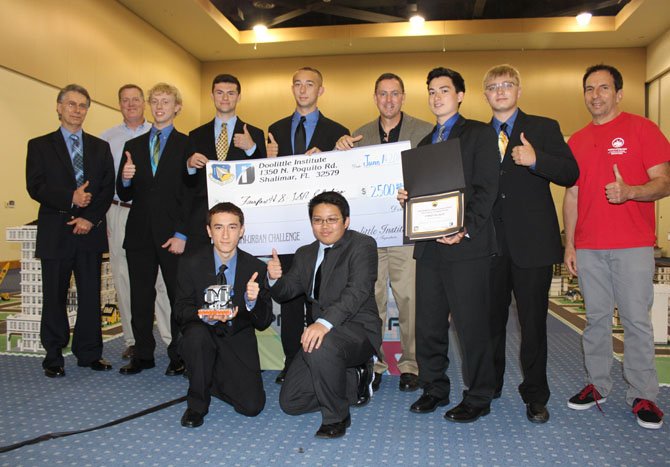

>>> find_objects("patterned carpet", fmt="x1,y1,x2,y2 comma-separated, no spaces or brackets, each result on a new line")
1,310,668,466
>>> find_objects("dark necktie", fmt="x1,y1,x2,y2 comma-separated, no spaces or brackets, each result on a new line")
217,264,228,285
498,122,509,162
313,247,330,300
151,131,162,174
294,116,307,155
70,134,84,187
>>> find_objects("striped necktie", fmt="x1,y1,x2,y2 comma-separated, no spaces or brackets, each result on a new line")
498,123,509,162
151,131,162,173
70,134,84,187
216,122,229,161
436,125,446,143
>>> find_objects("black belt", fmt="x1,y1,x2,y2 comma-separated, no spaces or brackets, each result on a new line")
111,200,131,208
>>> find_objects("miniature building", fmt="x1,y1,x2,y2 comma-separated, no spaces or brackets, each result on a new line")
5,225,116,353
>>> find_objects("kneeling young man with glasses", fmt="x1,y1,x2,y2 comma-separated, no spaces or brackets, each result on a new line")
267,191,381,439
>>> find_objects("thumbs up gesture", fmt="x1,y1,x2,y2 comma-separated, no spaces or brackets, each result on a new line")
233,123,255,151
246,271,260,302
266,132,278,158
605,164,631,204
267,248,282,280
72,180,92,207
511,132,536,167
122,151,136,181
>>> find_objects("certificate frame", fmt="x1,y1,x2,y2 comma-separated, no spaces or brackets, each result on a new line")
405,190,464,240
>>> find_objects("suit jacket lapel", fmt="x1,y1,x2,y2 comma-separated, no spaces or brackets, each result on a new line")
502,110,526,166
447,115,466,141
305,242,319,298
154,131,173,179
205,119,217,160
52,130,76,183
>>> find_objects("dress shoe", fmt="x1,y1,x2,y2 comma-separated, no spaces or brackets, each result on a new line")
44,366,65,378
121,345,135,360
119,358,155,375
410,393,449,414
444,401,490,423
526,403,550,424
371,372,383,392
180,408,205,428
353,359,374,407
78,359,112,371
399,372,420,392
165,360,185,376
315,414,351,439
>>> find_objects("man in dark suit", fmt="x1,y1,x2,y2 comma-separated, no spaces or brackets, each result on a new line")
175,202,273,428
399,67,499,423
266,67,350,384
116,83,190,376
268,191,380,439
26,83,115,377
483,64,579,424
184,74,266,250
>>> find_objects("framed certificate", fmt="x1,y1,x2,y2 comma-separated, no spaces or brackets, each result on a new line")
401,139,466,242
405,191,464,240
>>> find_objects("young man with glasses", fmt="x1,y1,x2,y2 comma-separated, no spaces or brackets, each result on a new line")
267,191,380,439
483,64,578,424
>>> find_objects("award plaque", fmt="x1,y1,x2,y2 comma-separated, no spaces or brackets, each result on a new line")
405,190,464,240
401,139,466,242
198,284,235,321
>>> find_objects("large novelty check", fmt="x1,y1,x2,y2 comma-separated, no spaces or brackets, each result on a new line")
206,141,410,256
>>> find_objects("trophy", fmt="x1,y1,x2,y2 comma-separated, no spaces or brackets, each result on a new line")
197,284,235,321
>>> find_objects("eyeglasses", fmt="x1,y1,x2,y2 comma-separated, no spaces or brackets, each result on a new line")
484,82,517,93
311,217,341,225
64,101,89,111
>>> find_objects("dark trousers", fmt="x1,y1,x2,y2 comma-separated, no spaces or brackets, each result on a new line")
415,249,495,408
181,322,265,416
279,323,374,424
126,243,180,362
40,252,102,367
278,254,311,365
490,251,552,404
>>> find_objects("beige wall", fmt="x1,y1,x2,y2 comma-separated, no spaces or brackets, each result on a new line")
202,48,646,239
0,0,201,261
647,28,670,81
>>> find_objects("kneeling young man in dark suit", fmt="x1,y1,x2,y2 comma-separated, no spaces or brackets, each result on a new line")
175,202,273,428
268,191,381,439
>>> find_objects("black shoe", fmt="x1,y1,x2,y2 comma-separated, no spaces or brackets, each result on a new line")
315,414,351,439
371,372,383,392
44,366,65,378
399,373,420,392
275,368,288,384
180,408,205,428
410,393,449,413
165,360,185,376
444,401,490,423
526,403,550,424
78,359,112,371
353,359,374,407
121,345,135,360
119,358,155,375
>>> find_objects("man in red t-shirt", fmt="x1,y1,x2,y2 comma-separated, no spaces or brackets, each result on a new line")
563,64,670,430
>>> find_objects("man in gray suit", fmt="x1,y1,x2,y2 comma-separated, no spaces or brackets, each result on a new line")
335,73,432,392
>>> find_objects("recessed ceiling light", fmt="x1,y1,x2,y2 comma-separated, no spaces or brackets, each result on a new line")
576,12,592,26
409,15,425,27
253,24,268,34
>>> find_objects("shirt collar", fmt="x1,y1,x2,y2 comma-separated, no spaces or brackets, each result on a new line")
60,126,82,141
492,108,519,134
292,109,320,125
150,124,174,138
213,247,237,275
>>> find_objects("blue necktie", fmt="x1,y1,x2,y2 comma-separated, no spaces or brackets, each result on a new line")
70,134,84,187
